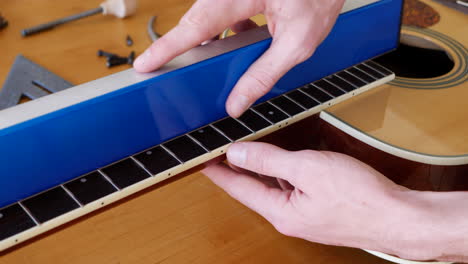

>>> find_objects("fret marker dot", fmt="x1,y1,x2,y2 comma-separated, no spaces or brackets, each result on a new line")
198,129,204,133
146,151,152,155
268,111,274,115
80,178,87,183
0,213,3,219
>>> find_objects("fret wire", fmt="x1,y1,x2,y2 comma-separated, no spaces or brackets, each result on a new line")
323,78,348,93
344,69,369,84
310,83,335,99
129,157,155,177
283,94,307,111
18,202,40,226
266,101,291,117
186,134,210,152
353,66,378,80
249,108,274,124
233,118,255,134
208,124,233,143
98,170,121,191
60,185,83,207
363,61,388,76
297,87,322,104
334,73,359,88
160,144,184,164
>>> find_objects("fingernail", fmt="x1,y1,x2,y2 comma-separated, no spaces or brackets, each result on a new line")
227,143,247,167
133,48,151,69
229,95,251,117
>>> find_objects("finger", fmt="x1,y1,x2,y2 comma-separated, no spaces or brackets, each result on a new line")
202,163,292,222
225,35,314,117
134,0,263,72
226,142,306,185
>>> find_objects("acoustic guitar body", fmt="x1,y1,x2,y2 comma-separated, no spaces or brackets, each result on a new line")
312,0,467,192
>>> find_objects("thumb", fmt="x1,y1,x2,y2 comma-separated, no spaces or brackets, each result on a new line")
226,142,304,186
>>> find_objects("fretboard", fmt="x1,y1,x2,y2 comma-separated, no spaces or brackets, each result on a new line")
0,60,394,251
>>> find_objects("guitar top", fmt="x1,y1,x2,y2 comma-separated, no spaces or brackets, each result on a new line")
326,0,468,163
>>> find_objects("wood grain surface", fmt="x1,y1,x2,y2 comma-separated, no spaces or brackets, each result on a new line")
0,0,393,263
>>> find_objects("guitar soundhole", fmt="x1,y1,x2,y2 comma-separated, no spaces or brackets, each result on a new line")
375,43,454,79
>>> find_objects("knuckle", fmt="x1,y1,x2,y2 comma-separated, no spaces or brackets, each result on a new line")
293,46,315,63
243,68,276,98
248,145,270,173
295,150,333,173
179,12,204,28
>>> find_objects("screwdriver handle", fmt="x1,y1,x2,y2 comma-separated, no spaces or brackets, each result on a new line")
21,7,103,37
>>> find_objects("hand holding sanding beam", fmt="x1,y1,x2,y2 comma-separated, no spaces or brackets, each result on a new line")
21,0,137,37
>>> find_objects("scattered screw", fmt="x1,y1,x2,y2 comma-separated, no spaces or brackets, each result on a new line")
97,49,118,58
127,51,135,64
126,35,133,46
98,49,136,68
0,14,8,30
106,56,128,68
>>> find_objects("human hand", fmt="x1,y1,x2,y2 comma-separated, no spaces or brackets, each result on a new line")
202,142,448,261
134,0,345,117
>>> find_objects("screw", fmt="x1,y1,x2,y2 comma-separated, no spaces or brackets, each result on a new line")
97,49,118,58
127,51,135,65
126,35,133,46
106,56,128,68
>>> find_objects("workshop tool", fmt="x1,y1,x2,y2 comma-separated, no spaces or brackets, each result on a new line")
0,14,7,30
21,0,137,37
147,16,161,42
0,55,73,110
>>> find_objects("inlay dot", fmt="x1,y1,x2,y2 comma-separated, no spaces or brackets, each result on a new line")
268,111,274,115
146,151,152,155
80,178,87,183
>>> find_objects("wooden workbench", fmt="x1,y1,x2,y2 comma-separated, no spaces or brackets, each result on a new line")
0,0,391,263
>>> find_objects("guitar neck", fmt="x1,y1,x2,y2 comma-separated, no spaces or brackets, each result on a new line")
0,59,394,251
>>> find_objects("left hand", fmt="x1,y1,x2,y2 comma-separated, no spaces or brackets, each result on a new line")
202,142,437,261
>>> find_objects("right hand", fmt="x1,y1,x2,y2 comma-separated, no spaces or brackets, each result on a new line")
134,0,345,117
